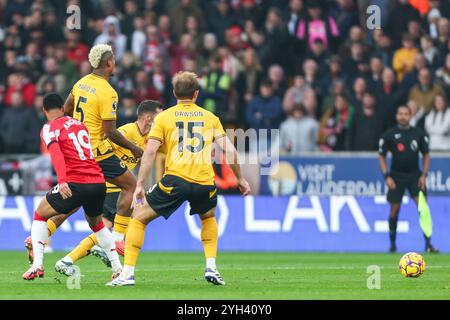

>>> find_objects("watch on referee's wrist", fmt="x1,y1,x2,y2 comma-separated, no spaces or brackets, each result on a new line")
383,172,390,179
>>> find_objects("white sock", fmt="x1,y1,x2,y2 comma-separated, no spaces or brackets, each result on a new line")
112,230,125,242
95,226,122,273
31,220,48,268
206,258,216,270
122,265,135,278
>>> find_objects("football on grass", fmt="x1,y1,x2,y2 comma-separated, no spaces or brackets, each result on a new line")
399,252,426,278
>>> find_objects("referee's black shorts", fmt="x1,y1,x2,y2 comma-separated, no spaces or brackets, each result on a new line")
387,173,425,203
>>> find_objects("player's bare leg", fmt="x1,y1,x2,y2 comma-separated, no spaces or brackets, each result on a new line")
23,198,68,280
107,170,136,247
199,207,225,285
106,197,159,286
412,196,439,253
388,203,400,253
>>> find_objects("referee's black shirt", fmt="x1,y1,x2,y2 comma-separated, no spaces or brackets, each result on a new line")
378,125,429,178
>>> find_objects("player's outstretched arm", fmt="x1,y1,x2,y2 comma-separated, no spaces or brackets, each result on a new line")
215,135,251,196
133,138,162,206
103,120,143,158
63,93,75,116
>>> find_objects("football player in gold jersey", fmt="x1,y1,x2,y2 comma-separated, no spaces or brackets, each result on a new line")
107,71,251,287
64,44,142,249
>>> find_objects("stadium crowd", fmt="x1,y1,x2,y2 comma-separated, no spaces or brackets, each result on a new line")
1,0,450,155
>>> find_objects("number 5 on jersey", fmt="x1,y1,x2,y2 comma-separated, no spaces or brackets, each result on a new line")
75,96,87,122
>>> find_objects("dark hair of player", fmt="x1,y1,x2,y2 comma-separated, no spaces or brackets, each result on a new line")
137,100,163,117
43,92,64,111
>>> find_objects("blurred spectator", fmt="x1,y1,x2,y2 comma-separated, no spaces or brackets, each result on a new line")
436,18,450,54
131,15,146,61
407,99,426,129
408,68,446,113
377,67,401,127
349,76,367,109
217,46,241,81
235,47,263,125
280,103,319,154
393,33,418,82
198,33,219,72
133,70,161,104
0,91,40,153
321,78,347,117
349,91,384,151
317,94,354,151
169,0,204,41
94,15,127,61
268,64,287,98
246,80,282,143
144,25,169,72
117,94,138,127
5,72,36,107
151,58,172,105
295,2,339,52
54,44,79,95
283,74,310,114
208,0,235,45
425,94,450,151
200,55,231,119
66,31,90,69
387,0,420,48
435,53,450,98
36,57,66,95
421,35,442,71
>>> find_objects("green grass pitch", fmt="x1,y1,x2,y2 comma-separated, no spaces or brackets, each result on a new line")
1,251,450,300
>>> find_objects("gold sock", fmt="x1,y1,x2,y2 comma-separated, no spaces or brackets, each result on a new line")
201,217,218,258
47,219,57,237
113,214,131,237
67,234,98,262
124,219,146,266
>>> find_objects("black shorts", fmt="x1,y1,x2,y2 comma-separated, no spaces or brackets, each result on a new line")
46,183,106,216
387,173,425,203
98,155,127,179
103,191,120,223
146,175,217,220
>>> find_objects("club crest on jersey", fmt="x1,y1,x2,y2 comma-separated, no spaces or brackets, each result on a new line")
397,143,405,152
411,139,418,152
394,133,401,139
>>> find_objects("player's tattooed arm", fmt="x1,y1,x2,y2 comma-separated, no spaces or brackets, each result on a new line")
103,120,143,158
64,93,75,116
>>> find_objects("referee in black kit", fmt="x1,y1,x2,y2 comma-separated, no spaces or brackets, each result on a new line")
378,105,438,253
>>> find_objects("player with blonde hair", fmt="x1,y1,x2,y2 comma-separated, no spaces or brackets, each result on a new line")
63,44,142,264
